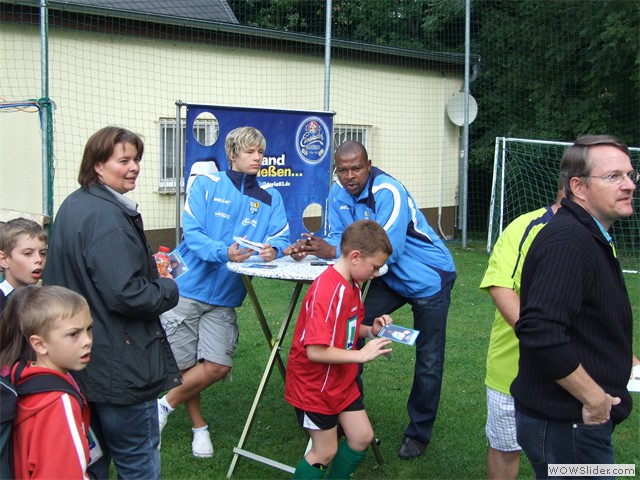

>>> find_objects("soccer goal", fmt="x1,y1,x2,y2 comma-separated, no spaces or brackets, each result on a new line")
488,137,640,273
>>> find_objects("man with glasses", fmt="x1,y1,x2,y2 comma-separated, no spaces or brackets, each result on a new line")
511,135,637,476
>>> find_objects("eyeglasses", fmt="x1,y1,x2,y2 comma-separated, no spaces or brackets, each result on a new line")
583,171,640,185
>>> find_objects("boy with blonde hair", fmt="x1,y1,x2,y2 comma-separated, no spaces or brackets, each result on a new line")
0,218,47,313
158,126,290,457
9,285,93,479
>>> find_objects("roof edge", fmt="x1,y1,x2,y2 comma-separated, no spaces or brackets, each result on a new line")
5,0,480,66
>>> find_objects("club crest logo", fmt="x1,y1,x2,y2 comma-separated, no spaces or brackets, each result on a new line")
296,117,330,165
346,316,357,349
249,201,260,215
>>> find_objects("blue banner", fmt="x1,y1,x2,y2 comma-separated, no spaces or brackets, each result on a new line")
184,104,334,241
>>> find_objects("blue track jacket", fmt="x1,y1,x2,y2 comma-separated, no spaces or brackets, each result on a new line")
175,170,290,307
326,167,456,298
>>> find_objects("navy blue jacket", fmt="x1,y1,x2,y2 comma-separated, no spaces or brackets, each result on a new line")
43,184,181,404
512,198,633,424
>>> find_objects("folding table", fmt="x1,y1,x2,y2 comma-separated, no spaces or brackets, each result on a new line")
225,256,383,478
225,256,328,477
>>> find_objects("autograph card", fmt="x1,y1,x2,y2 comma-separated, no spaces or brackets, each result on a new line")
366,328,391,359
248,263,277,269
233,236,264,252
377,324,420,346
168,250,188,279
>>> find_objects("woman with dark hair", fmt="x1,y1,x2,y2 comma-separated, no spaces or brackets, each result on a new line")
43,126,180,480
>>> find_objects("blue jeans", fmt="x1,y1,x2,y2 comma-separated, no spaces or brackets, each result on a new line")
88,400,161,480
363,277,453,444
515,411,615,480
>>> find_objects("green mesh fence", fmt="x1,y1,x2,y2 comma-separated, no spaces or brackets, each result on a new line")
489,138,640,272
1,0,638,246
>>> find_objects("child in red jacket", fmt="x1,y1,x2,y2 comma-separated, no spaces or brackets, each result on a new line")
10,285,93,479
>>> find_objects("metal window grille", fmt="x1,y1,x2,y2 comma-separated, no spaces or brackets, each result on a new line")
159,117,219,193
331,124,370,179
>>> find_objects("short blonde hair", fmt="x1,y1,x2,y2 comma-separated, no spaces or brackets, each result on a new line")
225,126,266,160
17,285,89,340
0,217,47,256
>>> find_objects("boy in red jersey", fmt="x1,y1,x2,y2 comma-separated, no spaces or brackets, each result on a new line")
285,220,393,479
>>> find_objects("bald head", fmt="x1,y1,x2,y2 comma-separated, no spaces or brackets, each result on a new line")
335,141,368,162
334,141,371,197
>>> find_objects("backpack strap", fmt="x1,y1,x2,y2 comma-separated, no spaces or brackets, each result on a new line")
13,358,84,412
0,375,18,423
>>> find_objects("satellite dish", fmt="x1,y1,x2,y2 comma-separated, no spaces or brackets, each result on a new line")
446,92,478,126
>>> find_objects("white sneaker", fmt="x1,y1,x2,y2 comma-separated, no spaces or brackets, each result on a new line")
158,399,169,450
192,428,214,458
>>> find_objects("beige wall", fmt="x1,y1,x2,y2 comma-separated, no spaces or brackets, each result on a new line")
0,113,43,215
1,23,463,232
331,60,462,208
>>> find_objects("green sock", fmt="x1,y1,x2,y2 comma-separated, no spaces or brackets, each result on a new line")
326,440,367,479
293,457,326,479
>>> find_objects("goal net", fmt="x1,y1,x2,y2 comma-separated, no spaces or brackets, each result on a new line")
488,137,640,273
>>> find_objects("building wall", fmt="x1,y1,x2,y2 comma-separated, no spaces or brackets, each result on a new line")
1,22,463,237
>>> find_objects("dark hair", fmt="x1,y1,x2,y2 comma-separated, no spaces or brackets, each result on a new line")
77,126,144,188
560,134,630,200
340,220,392,258
334,140,369,163
0,286,34,368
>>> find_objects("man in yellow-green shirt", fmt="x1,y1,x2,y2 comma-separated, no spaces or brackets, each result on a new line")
480,187,562,480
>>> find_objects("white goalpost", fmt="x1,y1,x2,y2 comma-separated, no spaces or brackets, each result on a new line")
488,137,640,273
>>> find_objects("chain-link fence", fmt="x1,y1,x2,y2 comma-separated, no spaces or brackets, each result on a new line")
1,1,638,248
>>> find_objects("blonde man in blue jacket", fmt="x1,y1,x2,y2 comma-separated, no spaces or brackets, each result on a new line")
157,126,290,458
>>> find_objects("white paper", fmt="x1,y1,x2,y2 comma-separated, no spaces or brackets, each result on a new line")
628,365,640,392
233,236,264,252
628,378,640,393
88,427,103,466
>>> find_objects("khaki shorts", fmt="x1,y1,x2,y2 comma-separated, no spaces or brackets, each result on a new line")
160,296,238,370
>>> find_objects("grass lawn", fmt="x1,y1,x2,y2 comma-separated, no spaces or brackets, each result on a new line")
158,241,639,479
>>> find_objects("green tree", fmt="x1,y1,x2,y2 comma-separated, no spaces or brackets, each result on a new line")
229,0,466,50
230,0,638,167
470,0,640,168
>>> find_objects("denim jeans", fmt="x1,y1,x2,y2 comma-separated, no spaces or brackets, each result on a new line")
88,400,161,480
515,411,615,480
362,277,453,444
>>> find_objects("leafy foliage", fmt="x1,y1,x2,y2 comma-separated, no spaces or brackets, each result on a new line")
229,0,639,172
470,0,640,168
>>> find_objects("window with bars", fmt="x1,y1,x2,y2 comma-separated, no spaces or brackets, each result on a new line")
331,124,371,179
158,121,368,192
158,117,219,193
